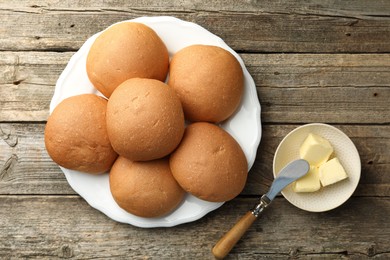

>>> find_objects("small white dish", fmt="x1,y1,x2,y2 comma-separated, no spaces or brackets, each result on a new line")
273,123,361,212
51,16,262,227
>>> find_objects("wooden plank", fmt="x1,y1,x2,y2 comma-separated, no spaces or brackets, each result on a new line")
0,52,71,122
1,1,390,52
1,52,389,123
246,53,390,124
1,123,389,197
0,195,389,259
0,123,75,195
3,0,390,16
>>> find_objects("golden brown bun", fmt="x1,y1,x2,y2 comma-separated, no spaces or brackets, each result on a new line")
106,78,185,161
109,156,185,218
86,22,169,98
169,122,248,202
168,44,244,123
44,94,118,174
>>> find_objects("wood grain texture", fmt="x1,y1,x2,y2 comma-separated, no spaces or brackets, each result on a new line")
1,1,389,259
248,53,390,124
1,52,389,123
0,196,389,259
1,1,390,52
1,123,388,197
0,52,70,122
0,123,74,195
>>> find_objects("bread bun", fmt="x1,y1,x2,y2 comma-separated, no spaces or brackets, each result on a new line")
87,22,169,98
106,78,185,161
169,122,248,202
45,94,117,174
109,156,185,218
168,44,244,123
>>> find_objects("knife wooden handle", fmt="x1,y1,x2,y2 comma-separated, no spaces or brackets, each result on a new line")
212,211,257,259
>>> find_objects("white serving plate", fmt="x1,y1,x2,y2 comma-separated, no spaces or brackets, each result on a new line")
50,16,261,227
273,123,361,212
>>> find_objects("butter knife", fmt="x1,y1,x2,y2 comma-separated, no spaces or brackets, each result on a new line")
212,159,310,259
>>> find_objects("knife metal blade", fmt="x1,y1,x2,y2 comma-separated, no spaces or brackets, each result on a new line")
252,159,310,216
266,159,310,201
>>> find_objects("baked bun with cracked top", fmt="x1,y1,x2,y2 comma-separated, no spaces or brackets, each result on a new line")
45,94,117,174
169,122,248,202
110,156,185,218
168,44,244,123
106,78,185,161
87,22,169,98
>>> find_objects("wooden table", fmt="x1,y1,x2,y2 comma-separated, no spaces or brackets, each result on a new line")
1,1,389,259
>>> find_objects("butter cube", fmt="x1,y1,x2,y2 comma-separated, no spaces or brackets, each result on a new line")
300,133,333,167
319,158,348,186
293,166,321,192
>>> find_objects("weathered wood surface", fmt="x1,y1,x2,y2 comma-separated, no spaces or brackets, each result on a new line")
1,0,389,259
0,196,389,259
1,52,389,123
1,123,389,197
1,1,390,52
